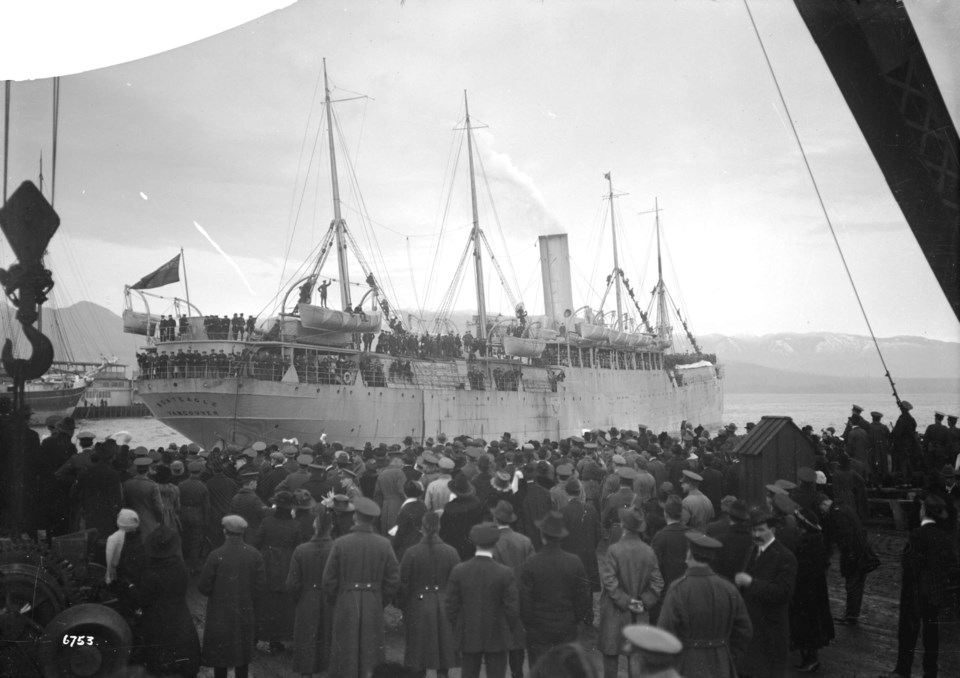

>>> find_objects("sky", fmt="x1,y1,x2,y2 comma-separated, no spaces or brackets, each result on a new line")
0,0,958,346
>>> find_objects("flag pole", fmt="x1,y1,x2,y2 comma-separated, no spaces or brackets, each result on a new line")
181,248,192,317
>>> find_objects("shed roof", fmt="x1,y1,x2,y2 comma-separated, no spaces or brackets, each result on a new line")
733,415,818,457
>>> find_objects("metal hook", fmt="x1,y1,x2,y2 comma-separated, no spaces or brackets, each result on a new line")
2,321,54,382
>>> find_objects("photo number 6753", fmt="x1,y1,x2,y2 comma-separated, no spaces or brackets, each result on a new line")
62,635,95,646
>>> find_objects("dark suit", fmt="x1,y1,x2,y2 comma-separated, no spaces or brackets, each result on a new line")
392,499,428,562
516,482,552,550
560,498,602,592
737,539,798,678
716,522,753,581
439,495,486,561
893,520,960,677
520,541,592,667
446,554,519,678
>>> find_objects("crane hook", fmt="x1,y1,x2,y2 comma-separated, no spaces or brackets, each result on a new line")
2,321,54,382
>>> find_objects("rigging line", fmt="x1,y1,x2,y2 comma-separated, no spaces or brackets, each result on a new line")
278,69,325,301
424,134,464,317
473,143,524,303
51,77,59,208
743,0,901,403
3,81,9,202
406,237,422,313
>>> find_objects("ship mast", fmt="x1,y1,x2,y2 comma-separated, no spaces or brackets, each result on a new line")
654,198,671,340
464,91,488,342
605,172,624,330
324,59,351,311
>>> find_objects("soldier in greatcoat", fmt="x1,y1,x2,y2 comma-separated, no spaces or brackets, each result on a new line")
398,511,460,677
446,522,520,678
374,450,408,534
322,496,400,678
198,515,266,677
657,532,752,678
178,461,210,574
598,507,664,678
285,507,335,678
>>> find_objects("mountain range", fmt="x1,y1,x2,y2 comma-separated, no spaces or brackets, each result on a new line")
2,302,956,395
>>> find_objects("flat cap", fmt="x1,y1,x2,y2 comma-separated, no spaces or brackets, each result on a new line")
77,430,96,440
421,452,439,465
773,493,799,515
438,456,455,471
685,531,722,550
187,462,203,473
353,496,381,518
296,454,313,465
616,466,638,480
681,470,703,483
797,467,817,483
773,479,797,491
133,457,153,467
221,514,248,533
251,441,267,452
556,463,573,478
612,454,626,465
622,624,682,657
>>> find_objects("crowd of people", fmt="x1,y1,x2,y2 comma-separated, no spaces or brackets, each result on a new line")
24,405,960,678
154,314,259,342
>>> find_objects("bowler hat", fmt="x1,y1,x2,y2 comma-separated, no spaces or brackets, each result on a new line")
922,493,949,521
728,500,749,522
493,500,517,523
564,478,582,496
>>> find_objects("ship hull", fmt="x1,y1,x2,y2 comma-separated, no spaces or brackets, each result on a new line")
19,384,87,423
137,353,722,448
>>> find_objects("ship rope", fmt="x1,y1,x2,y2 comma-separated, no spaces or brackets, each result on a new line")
423,108,466,324
743,0,902,405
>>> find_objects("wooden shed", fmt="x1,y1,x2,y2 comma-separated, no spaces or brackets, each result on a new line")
732,415,819,507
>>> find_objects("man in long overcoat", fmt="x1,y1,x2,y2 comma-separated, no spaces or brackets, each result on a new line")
658,532,752,678
734,508,798,678
881,494,960,678
123,457,164,541
650,495,689,622
398,511,460,677
374,452,408,534
446,522,519,678
491,500,535,678
440,474,486,561
520,511,593,668
322,496,400,678
598,507,664,678
198,515,266,676
559,477,602,592
285,508,335,676
392,480,428,561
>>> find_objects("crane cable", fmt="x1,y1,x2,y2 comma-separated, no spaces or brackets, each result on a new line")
743,0,902,406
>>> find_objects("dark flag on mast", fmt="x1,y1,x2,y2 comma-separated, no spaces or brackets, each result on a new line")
130,254,181,290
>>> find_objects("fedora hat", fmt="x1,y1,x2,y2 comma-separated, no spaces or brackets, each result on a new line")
272,490,298,509
493,500,517,524
535,510,569,539
618,507,645,534
447,473,475,497
331,494,355,513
